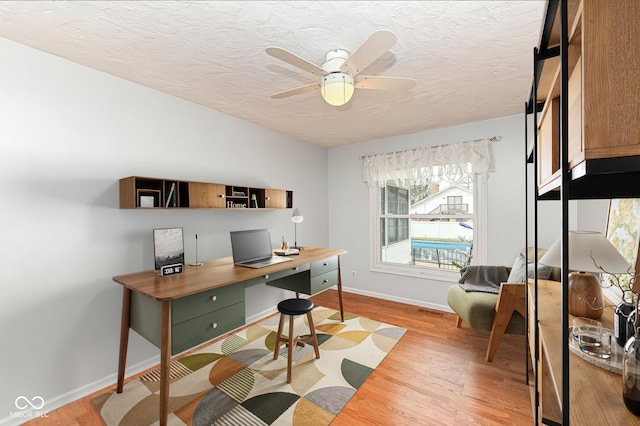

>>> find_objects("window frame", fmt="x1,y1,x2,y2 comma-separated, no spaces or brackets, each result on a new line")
369,174,488,281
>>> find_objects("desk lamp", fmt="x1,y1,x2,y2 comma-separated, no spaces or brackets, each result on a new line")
291,208,304,250
539,230,630,319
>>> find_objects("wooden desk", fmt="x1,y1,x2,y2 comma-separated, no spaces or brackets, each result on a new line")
113,247,346,426
532,279,640,424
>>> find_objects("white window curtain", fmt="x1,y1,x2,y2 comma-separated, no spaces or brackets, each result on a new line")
361,138,495,187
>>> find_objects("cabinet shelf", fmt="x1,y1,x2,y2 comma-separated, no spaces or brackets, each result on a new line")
536,156,640,200
119,176,293,210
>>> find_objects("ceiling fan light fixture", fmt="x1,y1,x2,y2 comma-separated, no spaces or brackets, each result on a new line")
320,73,354,107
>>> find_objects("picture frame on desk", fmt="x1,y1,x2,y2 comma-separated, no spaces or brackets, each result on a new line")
153,227,185,271
138,189,161,208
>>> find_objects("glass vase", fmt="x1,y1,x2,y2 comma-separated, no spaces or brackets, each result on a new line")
623,335,640,415
618,294,636,346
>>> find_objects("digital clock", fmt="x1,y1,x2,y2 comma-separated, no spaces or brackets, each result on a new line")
160,263,183,277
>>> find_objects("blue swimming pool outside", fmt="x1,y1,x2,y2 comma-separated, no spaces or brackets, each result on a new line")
411,240,471,251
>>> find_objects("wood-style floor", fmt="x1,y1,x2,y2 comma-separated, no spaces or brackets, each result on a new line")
26,289,532,425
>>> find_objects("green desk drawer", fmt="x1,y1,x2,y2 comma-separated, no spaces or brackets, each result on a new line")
267,268,339,295
172,282,244,324
130,283,246,355
310,269,339,294
172,301,245,354
310,256,338,276
245,263,310,287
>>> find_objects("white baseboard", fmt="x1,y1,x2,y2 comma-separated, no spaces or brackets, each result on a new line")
340,285,454,313
246,307,279,324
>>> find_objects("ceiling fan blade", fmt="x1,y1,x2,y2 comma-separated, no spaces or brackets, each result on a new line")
265,47,326,76
355,76,416,91
341,30,397,76
270,84,320,99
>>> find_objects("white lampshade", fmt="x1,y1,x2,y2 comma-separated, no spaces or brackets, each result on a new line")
320,73,354,106
539,230,631,274
291,208,304,224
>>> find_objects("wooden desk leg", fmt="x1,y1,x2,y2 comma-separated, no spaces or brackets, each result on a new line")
116,288,131,393
159,300,171,426
338,256,345,322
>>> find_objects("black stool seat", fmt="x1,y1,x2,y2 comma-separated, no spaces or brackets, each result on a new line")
278,298,314,316
273,298,319,383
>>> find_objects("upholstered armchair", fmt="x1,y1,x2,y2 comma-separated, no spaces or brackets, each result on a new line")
447,248,560,361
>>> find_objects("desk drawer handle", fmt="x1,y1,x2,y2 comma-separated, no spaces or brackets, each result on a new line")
323,262,328,267
293,267,299,271
264,274,269,279
211,296,217,302
212,322,218,329
323,279,330,284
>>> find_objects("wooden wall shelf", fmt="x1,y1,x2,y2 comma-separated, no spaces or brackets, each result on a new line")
119,176,293,210
526,0,640,423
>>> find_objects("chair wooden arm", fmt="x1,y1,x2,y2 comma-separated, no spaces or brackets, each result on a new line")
485,282,526,362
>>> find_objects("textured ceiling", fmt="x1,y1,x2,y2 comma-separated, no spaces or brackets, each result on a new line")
0,1,545,148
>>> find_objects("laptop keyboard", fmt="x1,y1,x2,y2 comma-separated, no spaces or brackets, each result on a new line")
243,257,273,265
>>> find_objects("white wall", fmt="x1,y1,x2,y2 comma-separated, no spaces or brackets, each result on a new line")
327,114,597,311
0,37,329,423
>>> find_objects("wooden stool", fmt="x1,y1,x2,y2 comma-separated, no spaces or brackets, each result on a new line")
273,298,320,383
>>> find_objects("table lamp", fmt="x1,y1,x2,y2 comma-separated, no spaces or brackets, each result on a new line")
539,230,631,319
291,208,304,250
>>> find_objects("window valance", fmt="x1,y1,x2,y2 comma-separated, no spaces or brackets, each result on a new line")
361,138,495,187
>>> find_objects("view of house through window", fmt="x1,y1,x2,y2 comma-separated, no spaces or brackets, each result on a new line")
377,166,475,271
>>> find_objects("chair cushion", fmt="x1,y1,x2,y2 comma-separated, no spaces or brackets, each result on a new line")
507,253,553,283
519,247,561,281
447,285,525,334
278,298,314,316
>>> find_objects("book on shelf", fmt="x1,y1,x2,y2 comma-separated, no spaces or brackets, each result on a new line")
166,182,176,207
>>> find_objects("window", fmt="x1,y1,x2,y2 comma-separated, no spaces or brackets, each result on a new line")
382,185,409,245
361,139,493,280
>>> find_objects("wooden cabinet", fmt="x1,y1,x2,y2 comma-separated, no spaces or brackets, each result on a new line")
265,189,288,209
189,182,226,208
119,176,293,210
534,0,640,198
527,0,640,423
576,1,640,162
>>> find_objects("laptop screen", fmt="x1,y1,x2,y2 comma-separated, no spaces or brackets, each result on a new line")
230,228,274,263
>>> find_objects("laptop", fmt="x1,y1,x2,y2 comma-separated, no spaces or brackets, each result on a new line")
230,228,293,268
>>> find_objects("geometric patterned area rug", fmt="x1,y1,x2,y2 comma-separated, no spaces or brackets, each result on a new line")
93,307,406,425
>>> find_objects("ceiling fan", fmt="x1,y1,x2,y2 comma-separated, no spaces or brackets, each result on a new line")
265,29,416,108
